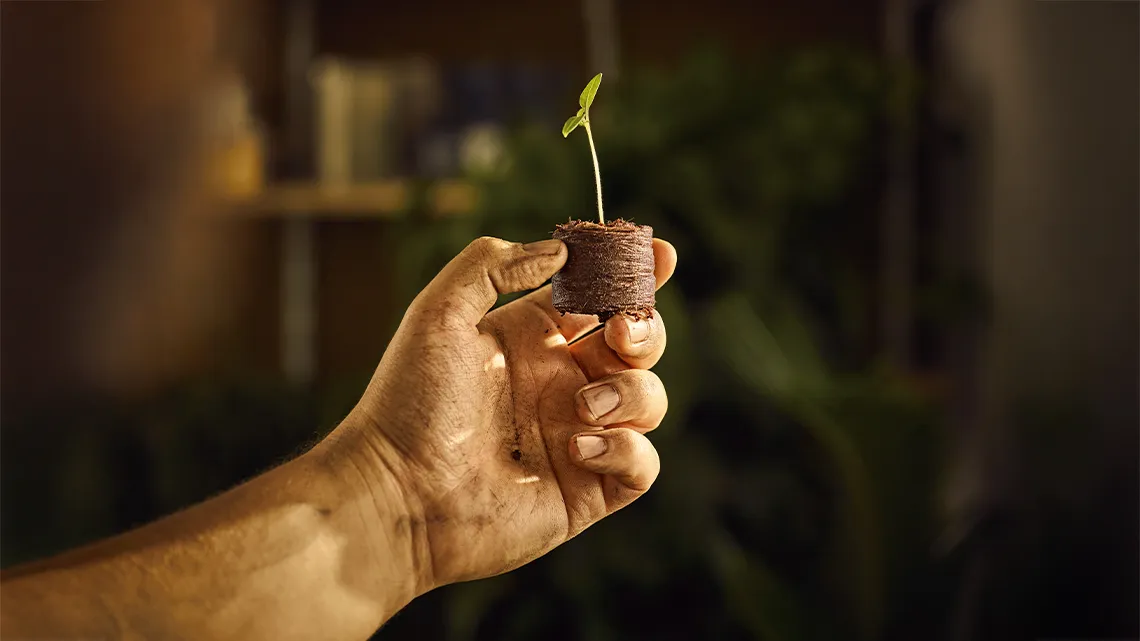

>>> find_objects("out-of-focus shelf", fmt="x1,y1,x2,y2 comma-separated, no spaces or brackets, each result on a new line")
216,179,477,219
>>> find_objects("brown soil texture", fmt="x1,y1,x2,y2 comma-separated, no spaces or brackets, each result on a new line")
551,219,655,321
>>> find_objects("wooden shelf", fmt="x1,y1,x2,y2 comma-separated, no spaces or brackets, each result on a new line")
217,179,477,219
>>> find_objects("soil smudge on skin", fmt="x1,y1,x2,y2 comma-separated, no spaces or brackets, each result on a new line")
492,327,525,461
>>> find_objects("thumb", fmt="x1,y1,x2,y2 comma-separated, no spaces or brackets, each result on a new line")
414,237,566,329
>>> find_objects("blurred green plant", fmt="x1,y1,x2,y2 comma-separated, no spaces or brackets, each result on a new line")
0,46,952,641
383,46,946,641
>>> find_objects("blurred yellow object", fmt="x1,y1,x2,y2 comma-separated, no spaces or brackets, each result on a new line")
431,179,479,218
210,128,265,200
205,67,266,200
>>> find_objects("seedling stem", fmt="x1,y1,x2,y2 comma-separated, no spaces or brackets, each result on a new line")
583,120,605,225
561,73,606,225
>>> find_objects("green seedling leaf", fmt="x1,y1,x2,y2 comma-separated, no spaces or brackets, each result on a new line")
562,114,585,138
564,72,606,223
579,73,602,109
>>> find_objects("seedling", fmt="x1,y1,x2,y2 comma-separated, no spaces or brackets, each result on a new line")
562,73,605,225
550,73,657,321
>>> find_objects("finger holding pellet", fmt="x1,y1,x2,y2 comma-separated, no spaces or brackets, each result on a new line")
569,311,667,379
574,369,667,431
603,310,666,369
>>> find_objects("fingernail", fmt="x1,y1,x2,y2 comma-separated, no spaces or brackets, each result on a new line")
625,317,650,345
522,239,563,255
582,384,621,419
576,435,608,459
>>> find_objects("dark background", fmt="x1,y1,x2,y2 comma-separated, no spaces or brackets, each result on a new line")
2,1,1137,640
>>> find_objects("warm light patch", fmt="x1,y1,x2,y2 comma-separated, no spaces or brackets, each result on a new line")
445,429,475,447
484,352,506,372
515,475,541,485
213,508,378,638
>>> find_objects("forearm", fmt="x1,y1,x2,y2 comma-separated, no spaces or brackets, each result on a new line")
1,437,426,641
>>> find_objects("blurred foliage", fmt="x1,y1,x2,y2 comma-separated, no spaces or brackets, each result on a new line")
378,47,947,641
0,46,956,641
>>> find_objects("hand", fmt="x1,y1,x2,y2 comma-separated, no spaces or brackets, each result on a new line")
0,234,676,641
326,236,676,593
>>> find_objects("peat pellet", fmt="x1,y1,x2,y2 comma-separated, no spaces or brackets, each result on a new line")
551,219,655,321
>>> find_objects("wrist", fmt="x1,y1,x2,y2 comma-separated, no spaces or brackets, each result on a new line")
305,417,436,615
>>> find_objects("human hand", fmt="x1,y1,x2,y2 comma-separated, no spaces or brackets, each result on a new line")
324,235,676,595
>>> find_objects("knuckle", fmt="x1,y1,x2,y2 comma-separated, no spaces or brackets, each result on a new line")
606,369,659,408
634,433,656,461
610,427,642,454
651,381,669,421
651,314,667,346
631,369,664,401
642,436,661,467
623,370,666,426
465,236,512,261
646,448,662,481
623,432,660,486
513,255,549,282
491,257,544,294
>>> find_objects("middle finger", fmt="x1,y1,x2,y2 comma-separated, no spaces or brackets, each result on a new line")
569,311,667,380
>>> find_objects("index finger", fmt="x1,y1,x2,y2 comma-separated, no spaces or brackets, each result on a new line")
519,238,677,342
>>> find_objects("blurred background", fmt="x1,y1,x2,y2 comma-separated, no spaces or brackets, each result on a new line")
2,0,1137,640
